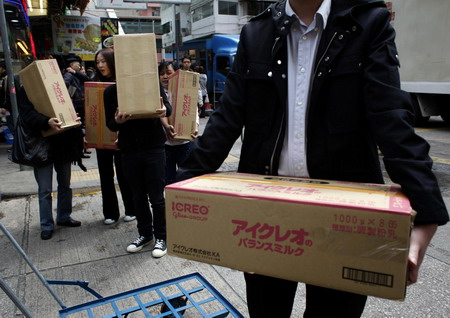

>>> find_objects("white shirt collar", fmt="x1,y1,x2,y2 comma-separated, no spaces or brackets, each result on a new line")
285,0,332,29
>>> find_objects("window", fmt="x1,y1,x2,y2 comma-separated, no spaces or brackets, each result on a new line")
193,2,214,22
219,1,237,15
216,56,231,76
162,21,171,34
120,19,162,35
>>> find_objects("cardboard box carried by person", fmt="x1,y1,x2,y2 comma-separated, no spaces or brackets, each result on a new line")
114,33,161,119
19,59,80,136
84,82,118,150
168,70,199,141
165,172,415,300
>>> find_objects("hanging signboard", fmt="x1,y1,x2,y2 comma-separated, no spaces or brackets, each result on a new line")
95,0,147,10
51,15,101,61
101,18,119,49
123,0,191,3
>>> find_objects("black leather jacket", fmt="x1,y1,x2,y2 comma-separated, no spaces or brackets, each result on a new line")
179,0,449,225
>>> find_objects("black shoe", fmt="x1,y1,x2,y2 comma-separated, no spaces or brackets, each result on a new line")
41,230,53,240
57,218,81,227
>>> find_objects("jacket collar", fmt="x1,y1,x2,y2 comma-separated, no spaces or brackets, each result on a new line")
264,0,386,36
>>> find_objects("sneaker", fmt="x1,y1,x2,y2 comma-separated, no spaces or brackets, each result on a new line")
152,239,167,258
123,215,136,222
126,235,154,253
104,218,117,225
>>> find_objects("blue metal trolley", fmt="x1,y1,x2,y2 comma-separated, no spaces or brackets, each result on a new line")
1,223,244,318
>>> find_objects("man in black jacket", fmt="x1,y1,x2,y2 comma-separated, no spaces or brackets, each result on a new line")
63,55,90,122
178,0,449,317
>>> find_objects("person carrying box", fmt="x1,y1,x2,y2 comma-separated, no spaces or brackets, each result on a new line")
177,0,449,317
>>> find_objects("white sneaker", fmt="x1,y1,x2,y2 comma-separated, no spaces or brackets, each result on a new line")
123,215,136,222
103,218,117,225
126,235,154,253
152,239,167,258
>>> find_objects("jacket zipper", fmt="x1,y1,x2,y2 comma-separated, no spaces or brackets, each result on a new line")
313,32,337,76
269,32,337,175
271,37,280,57
270,111,285,174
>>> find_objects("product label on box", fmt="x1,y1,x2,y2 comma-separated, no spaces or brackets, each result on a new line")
232,219,313,257
172,244,221,262
331,212,400,239
170,194,209,221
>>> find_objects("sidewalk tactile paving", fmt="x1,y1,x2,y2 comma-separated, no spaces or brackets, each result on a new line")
72,168,100,182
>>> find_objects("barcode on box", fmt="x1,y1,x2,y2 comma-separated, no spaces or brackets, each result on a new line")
342,267,393,287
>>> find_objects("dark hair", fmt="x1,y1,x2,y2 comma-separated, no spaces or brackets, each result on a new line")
158,60,178,75
181,55,191,62
94,48,115,81
195,65,205,74
0,60,5,69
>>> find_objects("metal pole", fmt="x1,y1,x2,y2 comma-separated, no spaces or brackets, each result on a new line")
0,223,67,309
0,277,35,318
174,4,179,62
0,0,24,170
0,0,19,127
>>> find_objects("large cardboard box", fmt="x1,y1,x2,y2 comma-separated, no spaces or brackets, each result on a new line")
84,82,118,150
114,33,160,118
19,59,80,136
166,172,414,300
168,70,199,141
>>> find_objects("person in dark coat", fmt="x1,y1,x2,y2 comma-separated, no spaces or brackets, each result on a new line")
93,48,136,225
177,0,449,317
63,55,89,121
18,87,84,240
104,63,172,258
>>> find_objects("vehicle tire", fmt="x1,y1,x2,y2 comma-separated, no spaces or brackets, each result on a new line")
438,95,450,125
410,94,430,126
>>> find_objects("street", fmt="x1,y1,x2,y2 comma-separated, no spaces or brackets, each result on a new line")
1,116,450,317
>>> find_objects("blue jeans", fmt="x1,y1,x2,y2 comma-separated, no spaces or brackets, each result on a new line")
121,149,166,240
33,162,72,231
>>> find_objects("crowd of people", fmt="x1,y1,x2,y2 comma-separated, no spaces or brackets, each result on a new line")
3,0,450,315
6,50,206,260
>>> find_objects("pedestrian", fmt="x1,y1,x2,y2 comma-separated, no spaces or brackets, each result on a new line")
86,67,96,80
104,57,172,258
0,60,17,134
177,0,450,317
195,65,208,118
159,61,199,185
93,48,136,225
63,55,89,124
18,87,84,240
180,55,193,71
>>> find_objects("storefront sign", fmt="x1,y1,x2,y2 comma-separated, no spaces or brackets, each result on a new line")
95,0,147,10
51,15,101,61
101,18,119,49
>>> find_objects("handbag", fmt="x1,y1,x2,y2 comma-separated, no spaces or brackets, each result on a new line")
11,115,51,167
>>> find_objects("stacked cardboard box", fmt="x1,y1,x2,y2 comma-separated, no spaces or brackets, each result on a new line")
166,172,414,300
114,33,161,118
168,70,199,141
84,82,118,150
19,59,80,136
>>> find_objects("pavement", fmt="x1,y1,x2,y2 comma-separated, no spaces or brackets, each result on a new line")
1,117,450,317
